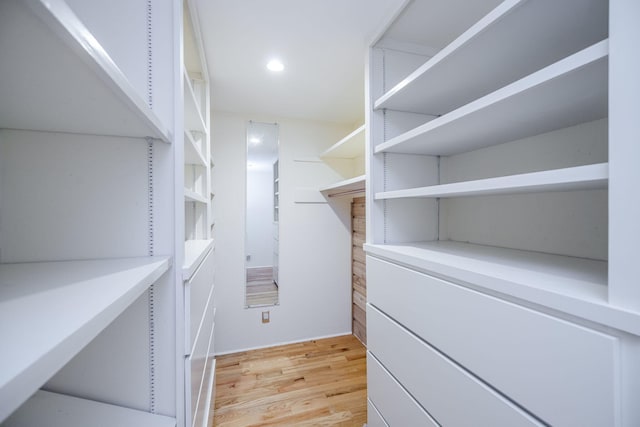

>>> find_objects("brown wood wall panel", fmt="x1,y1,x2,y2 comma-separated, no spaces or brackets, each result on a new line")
352,196,366,345
353,303,366,326
353,320,367,344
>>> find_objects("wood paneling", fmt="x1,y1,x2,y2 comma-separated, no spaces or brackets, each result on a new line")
352,196,366,344
212,335,367,426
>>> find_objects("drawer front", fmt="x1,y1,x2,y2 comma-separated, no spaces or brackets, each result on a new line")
367,399,389,427
367,255,618,427
185,250,215,355
368,352,438,427
190,307,215,427
368,305,541,427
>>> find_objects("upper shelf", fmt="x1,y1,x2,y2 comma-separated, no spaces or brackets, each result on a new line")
375,41,608,156
374,0,608,116
0,0,170,142
4,390,175,427
185,189,208,204
320,175,366,198
0,256,170,422
320,125,365,159
376,163,608,200
184,130,207,166
184,71,207,134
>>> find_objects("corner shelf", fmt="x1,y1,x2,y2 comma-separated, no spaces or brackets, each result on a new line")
3,390,175,427
0,257,170,421
365,242,639,336
320,175,366,198
0,0,170,142
183,239,214,280
320,125,365,159
374,0,607,116
376,164,608,200
319,125,366,199
375,41,608,156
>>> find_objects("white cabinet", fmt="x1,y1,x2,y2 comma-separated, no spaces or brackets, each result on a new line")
365,0,640,425
181,1,216,426
183,0,213,254
0,0,175,424
1,0,215,425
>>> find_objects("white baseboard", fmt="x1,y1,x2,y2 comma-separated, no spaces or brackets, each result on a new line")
214,331,353,356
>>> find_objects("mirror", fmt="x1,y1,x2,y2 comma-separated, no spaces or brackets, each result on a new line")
245,121,279,307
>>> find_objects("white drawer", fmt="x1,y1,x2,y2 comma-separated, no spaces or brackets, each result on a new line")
189,310,215,427
367,399,389,427
193,357,215,427
367,255,618,426
368,352,438,427
184,249,215,356
368,305,541,426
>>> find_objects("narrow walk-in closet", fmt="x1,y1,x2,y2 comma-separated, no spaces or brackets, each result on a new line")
2,1,639,426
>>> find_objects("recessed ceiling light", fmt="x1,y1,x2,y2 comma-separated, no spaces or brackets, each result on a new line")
267,59,284,72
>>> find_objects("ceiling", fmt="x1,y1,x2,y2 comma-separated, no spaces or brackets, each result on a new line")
194,0,405,125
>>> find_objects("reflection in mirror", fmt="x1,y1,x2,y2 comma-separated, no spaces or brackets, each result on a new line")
245,121,279,307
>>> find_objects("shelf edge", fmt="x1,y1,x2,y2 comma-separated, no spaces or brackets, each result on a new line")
375,163,608,200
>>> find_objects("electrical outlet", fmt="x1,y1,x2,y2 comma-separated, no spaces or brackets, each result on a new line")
262,311,270,323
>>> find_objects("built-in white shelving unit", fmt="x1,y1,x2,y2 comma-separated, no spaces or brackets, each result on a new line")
0,0,181,424
366,0,640,425
181,1,216,426
182,0,213,280
0,0,220,425
319,125,365,198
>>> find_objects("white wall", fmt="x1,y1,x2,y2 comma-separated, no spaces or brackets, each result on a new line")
212,110,354,354
246,168,274,268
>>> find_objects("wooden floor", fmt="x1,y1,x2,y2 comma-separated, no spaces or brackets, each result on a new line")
246,267,279,306
212,335,367,426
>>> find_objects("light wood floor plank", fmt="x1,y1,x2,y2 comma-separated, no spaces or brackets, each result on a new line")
213,335,367,426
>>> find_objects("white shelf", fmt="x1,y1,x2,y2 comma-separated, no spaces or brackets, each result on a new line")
365,241,639,336
374,0,607,116
183,239,214,280
184,71,207,134
0,0,170,142
320,125,365,159
376,41,608,156
184,189,208,204
4,390,175,427
376,163,608,200
184,131,207,166
320,175,366,198
0,257,170,421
